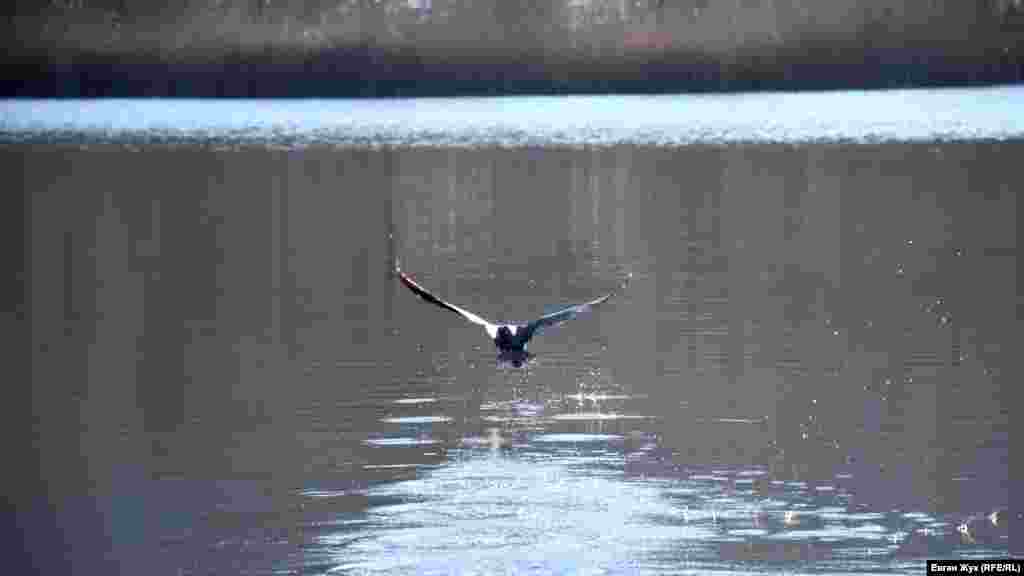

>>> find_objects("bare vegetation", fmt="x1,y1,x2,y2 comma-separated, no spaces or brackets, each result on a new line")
4,0,1022,95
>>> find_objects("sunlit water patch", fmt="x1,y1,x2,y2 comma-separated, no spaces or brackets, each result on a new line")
549,412,650,421
322,450,716,575
379,416,453,424
3,85,1023,148
363,437,440,447
300,438,997,576
393,397,438,405
534,433,624,443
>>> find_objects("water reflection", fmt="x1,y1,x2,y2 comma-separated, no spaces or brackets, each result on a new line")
312,400,1011,574
292,369,1010,574
334,437,702,574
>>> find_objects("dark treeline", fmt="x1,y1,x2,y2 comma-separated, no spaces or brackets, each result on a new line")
6,41,1024,98
3,0,1023,97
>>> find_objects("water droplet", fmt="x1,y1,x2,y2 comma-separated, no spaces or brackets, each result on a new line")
801,432,808,440
833,330,839,336
896,266,905,276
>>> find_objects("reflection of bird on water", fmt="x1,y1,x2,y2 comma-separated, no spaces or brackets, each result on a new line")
397,263,630,368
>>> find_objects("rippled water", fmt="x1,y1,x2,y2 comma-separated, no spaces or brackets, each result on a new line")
3,85,1024,147
11,88,1019,575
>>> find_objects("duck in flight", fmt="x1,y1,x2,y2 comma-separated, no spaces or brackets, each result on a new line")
397,264,630,368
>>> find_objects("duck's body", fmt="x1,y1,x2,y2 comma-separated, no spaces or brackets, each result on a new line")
493,324,530,351
396,264,628,367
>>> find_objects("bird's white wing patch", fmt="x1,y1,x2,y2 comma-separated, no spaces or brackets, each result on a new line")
445,301,491,327
398,268,499,337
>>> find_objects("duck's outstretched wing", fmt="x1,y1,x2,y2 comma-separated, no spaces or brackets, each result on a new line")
397,265,499,339
522,273,631,341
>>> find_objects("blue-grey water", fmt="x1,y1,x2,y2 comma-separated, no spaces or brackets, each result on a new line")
3,85,1024,147
9,87,1020,575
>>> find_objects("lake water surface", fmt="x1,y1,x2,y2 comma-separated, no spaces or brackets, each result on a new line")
4,85,1024,147
8,87,1020,575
